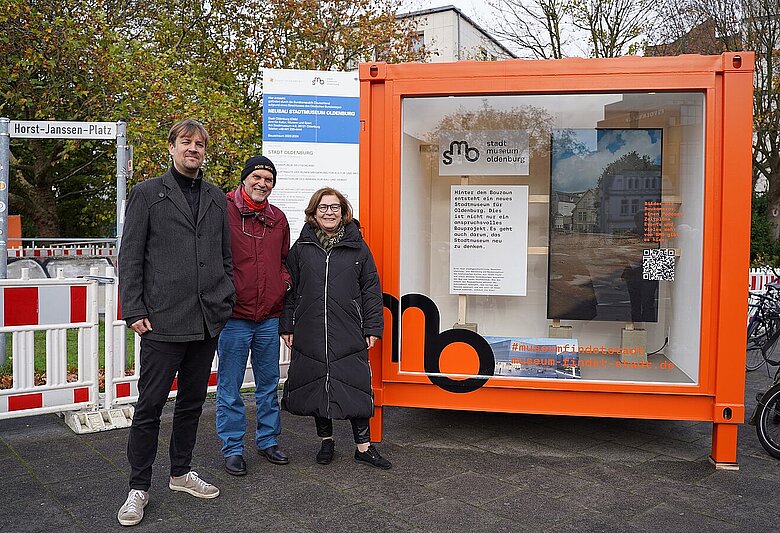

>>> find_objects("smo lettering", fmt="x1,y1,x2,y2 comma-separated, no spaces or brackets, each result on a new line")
442,140,480,165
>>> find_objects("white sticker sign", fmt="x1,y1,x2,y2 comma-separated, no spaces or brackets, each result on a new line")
439,130,529,176
450,185,529,296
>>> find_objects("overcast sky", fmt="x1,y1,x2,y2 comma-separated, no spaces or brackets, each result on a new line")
400,1,492,25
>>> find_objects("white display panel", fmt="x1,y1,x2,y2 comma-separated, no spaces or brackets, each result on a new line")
450,185,529,296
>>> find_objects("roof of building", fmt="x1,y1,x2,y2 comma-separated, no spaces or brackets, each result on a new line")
398,4,517,59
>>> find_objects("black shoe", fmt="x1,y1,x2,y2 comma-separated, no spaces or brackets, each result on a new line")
316,439,335,465
259,445,289,465
224,455,246,476
354,445,391,469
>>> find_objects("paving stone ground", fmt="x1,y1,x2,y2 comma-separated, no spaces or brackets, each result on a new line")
1,368,779,532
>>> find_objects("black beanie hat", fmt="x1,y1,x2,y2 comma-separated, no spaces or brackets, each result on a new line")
241,155,277,185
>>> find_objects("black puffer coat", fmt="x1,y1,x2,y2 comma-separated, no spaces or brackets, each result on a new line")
280,221,383,420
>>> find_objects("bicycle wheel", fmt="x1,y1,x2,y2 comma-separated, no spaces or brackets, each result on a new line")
764,317,780,364
747,316,780,371
748,317,770,371
748,317,762,344
756,384,780,459
749,314,773,345
746,342,765,371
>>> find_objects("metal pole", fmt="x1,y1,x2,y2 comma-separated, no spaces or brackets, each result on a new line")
115,121,128,248
0,117,9,367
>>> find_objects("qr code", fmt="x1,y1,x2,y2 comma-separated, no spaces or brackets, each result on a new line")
643,249,676,281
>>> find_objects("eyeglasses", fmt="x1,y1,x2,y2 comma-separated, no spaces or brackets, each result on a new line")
241,213,266,239
317,203,342,213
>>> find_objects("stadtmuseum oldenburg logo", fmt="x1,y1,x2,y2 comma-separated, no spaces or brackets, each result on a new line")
442,140,480,165
439,130,530,176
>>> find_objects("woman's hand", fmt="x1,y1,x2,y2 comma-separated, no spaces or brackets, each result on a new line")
365,335,379,349
282,333,293,349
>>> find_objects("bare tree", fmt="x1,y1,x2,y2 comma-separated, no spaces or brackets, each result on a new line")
648,0,740,55
568,0,656,57
648,0,780,244
743,0,780,240
488,0,655,58
486,0,571,59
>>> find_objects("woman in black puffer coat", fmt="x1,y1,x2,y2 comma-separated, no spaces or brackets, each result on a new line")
280,187,390,469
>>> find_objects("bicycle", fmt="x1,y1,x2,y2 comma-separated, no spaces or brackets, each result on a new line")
750,354,780,459
746,283,780,371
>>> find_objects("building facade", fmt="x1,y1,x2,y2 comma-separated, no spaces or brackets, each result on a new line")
398,5,516,62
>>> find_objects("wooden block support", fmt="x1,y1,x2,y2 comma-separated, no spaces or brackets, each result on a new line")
621,328,647,362
548,324,573,339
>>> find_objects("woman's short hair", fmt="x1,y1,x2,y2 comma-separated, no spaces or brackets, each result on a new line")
168,119,209,147
304,187,354,227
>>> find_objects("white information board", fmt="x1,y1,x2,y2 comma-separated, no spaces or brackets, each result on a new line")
262,69,360,235
439,130,529,176
10,121,116,139
450,185,529,296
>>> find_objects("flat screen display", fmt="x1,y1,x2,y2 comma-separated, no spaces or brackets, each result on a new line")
548,128,663,322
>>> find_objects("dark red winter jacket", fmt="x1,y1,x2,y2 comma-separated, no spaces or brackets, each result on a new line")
226,186,291,322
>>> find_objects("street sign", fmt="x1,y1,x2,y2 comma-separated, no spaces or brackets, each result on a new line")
9,120,116,139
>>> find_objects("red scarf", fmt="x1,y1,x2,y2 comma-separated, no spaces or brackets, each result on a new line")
241,187,267,212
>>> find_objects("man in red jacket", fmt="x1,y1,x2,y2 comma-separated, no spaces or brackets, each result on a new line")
216,155,291,475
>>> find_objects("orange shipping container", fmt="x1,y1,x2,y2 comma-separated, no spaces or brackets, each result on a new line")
359,53,754,468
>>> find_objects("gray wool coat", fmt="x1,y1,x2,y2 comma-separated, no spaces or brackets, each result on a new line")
118,169,235,342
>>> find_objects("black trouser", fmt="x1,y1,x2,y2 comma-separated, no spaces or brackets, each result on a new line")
314,415,370,444
127,335,217,490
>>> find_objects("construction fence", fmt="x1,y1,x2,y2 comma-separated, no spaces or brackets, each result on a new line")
0,266,290,433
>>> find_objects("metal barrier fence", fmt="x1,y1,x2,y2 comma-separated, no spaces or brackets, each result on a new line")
0,267,291,433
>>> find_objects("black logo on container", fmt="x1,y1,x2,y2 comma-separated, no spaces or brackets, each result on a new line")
312,77,325,85
383,293,494,393
442,140,479,165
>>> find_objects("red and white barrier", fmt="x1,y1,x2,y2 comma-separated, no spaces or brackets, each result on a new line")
0,262,297,432
0,271,99,421
7,246,117,258
103,266,290,410
1,284,88,328
749,268,779,293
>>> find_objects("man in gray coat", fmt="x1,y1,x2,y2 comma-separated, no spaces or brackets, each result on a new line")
117,119,235,527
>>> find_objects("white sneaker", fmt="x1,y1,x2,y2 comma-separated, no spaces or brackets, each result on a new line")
117,489,148,526
169,471,220,499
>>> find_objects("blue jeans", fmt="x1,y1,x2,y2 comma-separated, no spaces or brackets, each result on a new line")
216,317,281,456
